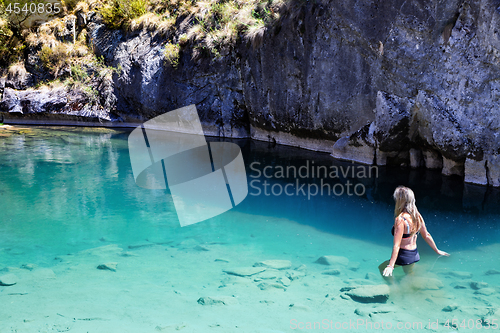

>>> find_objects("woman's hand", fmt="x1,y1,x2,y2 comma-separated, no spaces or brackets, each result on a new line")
383,265,394,276
437,250,450,256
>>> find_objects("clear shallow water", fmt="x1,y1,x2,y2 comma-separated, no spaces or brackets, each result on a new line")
0,126,499,332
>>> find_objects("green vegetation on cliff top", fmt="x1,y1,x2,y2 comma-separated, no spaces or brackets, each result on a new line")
0,0,300,73
0,0,306,108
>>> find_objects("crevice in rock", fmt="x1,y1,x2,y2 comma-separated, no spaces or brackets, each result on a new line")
485,159,491,186
442,10,461,45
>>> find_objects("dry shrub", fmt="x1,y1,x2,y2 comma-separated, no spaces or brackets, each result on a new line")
38,42,70,77
63,0,80,12
7,62,28,81
186,24,204,42
74,1,90,13
129,12,160,31
157,17,176,36
244,23,265,49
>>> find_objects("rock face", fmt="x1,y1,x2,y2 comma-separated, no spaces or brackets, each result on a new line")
0,87,114,124
2,0,500,186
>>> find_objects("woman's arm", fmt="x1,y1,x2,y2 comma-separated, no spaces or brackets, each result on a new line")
383,217,404,276
420,221,450,256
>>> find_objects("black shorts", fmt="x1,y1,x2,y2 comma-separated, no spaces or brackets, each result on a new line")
395,248,420,266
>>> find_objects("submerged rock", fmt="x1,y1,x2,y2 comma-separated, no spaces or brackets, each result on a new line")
410,277,444,290
127,243,155,249
193,245,210,251
289,303,311,311
314,256,349,266
277,277,291,287
343,279,377,286
20,263,35,271
32,268,56,279
79,244,123,256
219,276,253,287
286,271,306,281
452,282,469,289
253,260,292,270
442,304,459,312
177,239,199,248
0,274,17,286
223,267,266,277
347,262,360,272
255,270,281,280
355,305,396,316
474,288,496,296
155,323,188,331
197,296,237,306
215,259,230,263
97,262,118,272
345,285,390,303
321,269,341,276
446,271,473,279
470,281,489,290
257,282,286,291
485,269,500,275
294,264,307,272
354,308,369,317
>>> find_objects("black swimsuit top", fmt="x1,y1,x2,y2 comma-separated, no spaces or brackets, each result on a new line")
391,216,412,238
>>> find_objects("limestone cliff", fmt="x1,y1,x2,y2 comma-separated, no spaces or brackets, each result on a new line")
1,0,499,186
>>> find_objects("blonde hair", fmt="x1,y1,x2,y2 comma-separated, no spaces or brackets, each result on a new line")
393,186,423,234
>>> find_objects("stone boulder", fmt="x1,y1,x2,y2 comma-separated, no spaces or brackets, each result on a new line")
470,281,489,290
97,262,118,271
445,271,473,279
410,277,443,290
223,267,266,277
314,255,349,266
474,288,496,296
322,269,341,276
197,296,237,305
253,260,292,270
0,274,17,286
345,285,390,303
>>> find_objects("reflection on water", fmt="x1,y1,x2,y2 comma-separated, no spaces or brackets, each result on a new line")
229,139,500,252
0,126,499,257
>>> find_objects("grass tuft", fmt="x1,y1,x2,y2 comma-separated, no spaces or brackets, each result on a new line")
163,42,180,68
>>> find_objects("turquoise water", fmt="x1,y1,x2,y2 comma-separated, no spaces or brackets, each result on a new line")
0,126,499,332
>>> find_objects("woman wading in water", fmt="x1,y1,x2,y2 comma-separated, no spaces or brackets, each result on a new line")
380,186,449,279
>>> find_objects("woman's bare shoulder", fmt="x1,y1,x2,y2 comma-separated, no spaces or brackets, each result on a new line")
399,212,412,222
394,214,406,226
